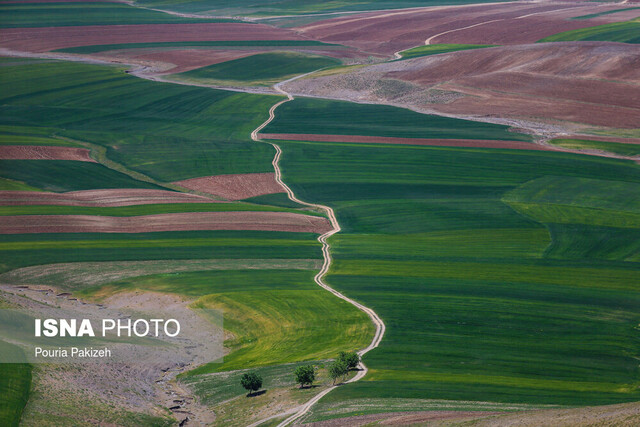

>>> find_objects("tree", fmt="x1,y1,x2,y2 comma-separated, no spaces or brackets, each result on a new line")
338,351,360,370
240,372,263,396
294,365,315,388
328,360,348,385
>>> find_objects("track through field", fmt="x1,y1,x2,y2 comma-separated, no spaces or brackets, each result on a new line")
250,75,386,427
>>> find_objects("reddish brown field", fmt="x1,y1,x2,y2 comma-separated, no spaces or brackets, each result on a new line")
259,133,552,151
0,189,218,207
308,411,502,426
0,23,305,53
0,212,332,234
297,3,635,55
0,145,95,161
174,173,284,200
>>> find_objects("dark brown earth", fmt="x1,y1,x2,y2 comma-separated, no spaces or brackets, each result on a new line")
0,211,332,234
0,145,95,161
174,173,285,200
0,189,218,206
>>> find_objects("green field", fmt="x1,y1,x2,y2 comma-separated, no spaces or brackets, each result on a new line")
264,98,531,141
538,18,640,43
0,2,235,28
398,44,496,59
79,268,371,373
0,60,281,182
176,52,341,86
0,160,161,192
0,344,31,427
0,202,322,217
571,7,640,20
272,136,640,412
56,40,341,54
549,138,640,157
0,231,323,274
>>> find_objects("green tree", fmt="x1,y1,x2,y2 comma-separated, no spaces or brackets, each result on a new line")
240,372,263,396
294,364,316,388
328,360,348,385
338,351,360,370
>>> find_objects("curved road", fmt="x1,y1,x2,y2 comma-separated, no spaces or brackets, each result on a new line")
250,76,386,427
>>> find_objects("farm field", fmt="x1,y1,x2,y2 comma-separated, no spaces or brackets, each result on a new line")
1,0,640,425
175,52,341,86
398,43,496,59
548,138,640,157
270,136,640,420
539,18,640,43
0,2,235,28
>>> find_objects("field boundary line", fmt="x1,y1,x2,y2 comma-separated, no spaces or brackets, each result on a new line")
249,74,386,427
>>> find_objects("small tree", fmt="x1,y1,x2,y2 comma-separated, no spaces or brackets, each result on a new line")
294,365,315,388
328,360,348,385
338,351,360,370
240,372,263,396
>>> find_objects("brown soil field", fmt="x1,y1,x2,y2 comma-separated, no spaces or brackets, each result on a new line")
0,145,96,161
174,172,285,200
0,211,332,234
0,23,305,53
259,133,552,151
284,42,640,128
0,188,217,206
296,3,633,55
307,411,502,426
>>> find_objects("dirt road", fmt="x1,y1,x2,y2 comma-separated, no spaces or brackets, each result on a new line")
250,75,386,427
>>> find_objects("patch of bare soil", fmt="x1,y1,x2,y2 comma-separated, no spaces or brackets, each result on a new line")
0,188,216,207
460,401,640,427
283,42,640,129
295,3,634,55
0,23,305,53
0,285,223,426
259,133,552,151
0,145,95,161
306,410,502,426
0,211,332,234
174,172,285,200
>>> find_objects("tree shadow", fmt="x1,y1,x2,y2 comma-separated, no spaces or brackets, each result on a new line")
298,384,320,390
246,389,267,397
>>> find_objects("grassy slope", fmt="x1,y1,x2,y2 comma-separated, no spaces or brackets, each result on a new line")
398,44,496,59
538,18,640,43
0,343,31,427
0,2,234,28
177,52,341,85
56,40,339,54
264,98,532,141
0,231,322,274
274,137,640,412
571,7,640,20
0,61,280,182
549,138,640,157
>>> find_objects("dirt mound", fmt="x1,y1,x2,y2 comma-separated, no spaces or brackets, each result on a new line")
0,145,95,161
0,212,331,234
174,173,285,200
259,133,552,151
283,42,640,128
296,3,633,55
0,188,216,206
0,23,304,53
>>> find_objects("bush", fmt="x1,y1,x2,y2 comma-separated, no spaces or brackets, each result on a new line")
294,364,316,388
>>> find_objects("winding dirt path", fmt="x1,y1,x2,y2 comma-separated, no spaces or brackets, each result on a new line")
250,76,386,427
